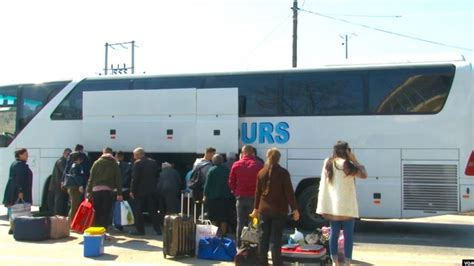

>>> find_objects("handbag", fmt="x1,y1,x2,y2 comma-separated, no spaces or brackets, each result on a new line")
9,199,32,221
241,221,260,244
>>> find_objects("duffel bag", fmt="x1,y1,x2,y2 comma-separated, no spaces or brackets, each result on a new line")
13,216,51,241
198,236,237,261
49,215,70,239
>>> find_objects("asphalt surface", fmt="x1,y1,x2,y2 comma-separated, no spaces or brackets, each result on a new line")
0,206,472,266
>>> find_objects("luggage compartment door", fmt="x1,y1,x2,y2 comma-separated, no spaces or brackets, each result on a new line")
196,88,238,154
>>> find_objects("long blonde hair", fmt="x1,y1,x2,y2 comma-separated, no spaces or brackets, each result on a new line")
260,148,281,195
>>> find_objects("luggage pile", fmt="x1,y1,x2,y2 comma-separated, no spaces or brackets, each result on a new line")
12,215,70,242
281,227,332,266
163,192,237,262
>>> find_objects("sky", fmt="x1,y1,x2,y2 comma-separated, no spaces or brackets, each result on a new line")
0,0,472,84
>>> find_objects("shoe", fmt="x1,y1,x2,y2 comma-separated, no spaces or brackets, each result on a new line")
129,230,145,236
8,229,13,235
104,233,112,241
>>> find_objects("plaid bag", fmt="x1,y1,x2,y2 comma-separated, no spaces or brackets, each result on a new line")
9,200,32,221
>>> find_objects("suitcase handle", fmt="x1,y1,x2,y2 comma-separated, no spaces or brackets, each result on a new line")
181,191,192,216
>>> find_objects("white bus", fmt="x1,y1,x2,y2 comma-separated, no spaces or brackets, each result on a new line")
1,57,473,229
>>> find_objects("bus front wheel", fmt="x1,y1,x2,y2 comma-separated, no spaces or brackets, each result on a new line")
297,185,326,230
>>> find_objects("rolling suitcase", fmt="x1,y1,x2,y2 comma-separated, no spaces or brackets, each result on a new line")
71,200,95,233
13,216,51,241
49,215,70,239
163,192,196,259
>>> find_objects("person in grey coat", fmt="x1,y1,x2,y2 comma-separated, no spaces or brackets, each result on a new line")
157,162,182,216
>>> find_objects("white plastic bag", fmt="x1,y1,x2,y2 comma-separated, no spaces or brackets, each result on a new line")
113,201,135,226
289,228,305,245
195,220,218,255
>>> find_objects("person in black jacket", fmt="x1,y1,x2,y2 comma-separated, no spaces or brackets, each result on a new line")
129,147,161,236
3,148,33,234
48,148,71,216
114,151,132,231
65,152,87,220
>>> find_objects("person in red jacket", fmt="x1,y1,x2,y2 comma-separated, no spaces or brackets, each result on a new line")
228,145,263,246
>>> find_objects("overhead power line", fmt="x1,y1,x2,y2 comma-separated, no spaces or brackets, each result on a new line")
298,7,473,52
320,13,402,18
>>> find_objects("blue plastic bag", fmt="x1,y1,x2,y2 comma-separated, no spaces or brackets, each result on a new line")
197,237,237,261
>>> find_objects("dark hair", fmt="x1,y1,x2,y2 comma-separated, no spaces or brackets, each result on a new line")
325,141,358,182
64,148,72,154
70,152,82,162
242,145,254,156
103,147,113,154
115,151,124,157
205,147,216,154
14,148,28,159
74,144,84,152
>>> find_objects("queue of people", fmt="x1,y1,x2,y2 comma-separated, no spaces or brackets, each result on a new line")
2,140,367,265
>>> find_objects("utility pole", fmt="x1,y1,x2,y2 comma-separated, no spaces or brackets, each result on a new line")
340,33,357,59
292,0,298,68
104,43,109,75
131,40,135,74
103,41,137,75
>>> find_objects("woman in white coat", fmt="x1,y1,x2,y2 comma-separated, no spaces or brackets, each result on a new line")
316,141,367,266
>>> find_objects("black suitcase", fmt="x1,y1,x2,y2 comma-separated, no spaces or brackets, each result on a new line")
13,216,51,241
235,244,258,266
163,192,195,258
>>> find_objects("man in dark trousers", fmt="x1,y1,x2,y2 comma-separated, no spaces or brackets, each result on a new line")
228,145,263,246
129,147,161,236
48,148,71,216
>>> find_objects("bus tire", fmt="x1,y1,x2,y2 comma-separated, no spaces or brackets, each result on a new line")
297,185,326,230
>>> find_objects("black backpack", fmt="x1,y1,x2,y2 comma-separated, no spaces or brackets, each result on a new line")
188,163,211,202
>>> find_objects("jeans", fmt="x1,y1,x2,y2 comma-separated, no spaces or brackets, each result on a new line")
258,213,287,266
92,190,114,228
329,219,355,262
236,196,254,246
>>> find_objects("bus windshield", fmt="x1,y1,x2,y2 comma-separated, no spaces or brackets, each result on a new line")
0,81,70,147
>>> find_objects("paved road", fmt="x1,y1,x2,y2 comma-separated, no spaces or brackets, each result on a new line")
0,206,472,265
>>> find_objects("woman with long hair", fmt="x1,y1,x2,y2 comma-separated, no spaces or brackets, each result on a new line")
316,141,367,266
251,148,299,266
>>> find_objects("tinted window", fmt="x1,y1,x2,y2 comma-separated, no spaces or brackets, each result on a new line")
0,81,69,147
19,81,69,129
51,79,132,120
282,71,365,116
369,66,454,114
205,74,282,116
134,76,204,90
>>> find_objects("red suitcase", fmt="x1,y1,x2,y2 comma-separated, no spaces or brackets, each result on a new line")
71,200,95,233
281,244,330,266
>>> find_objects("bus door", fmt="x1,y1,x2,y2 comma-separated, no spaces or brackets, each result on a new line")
27,148,41,205
196,88,238,154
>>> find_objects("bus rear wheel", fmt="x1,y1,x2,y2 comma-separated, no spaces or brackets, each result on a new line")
297,185,326,230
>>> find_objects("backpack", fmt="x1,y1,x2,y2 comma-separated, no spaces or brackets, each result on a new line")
188,162,211,202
